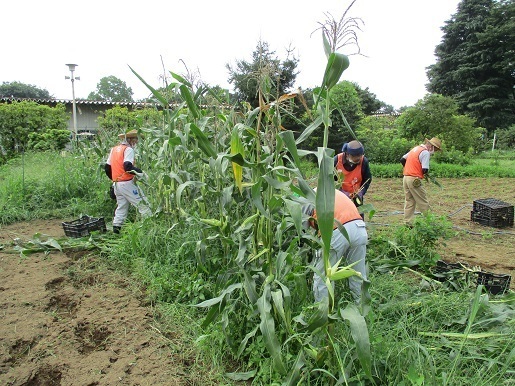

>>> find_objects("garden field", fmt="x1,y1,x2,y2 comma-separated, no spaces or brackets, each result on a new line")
1,177,513,385
366,177,515,288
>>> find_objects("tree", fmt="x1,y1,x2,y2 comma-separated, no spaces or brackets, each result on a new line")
226,40,298,107
0,81,52,99
307,81,363,152
395,94,481,152
88,76,134,102
426,0,515,132
96,105,163,144
352,83,391,115
356,115,412,163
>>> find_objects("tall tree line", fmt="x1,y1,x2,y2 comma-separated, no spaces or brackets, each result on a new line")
426,0,515,132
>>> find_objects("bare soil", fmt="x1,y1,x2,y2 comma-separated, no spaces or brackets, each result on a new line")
0,220,202,386
0,177,513,385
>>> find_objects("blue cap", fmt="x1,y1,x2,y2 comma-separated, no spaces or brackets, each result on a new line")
346,140,364,155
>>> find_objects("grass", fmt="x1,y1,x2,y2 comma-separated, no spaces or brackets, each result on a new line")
370,157,515,178
0,151,112,225
1,150,514,385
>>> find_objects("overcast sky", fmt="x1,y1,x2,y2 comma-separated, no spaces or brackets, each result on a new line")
2,0,461,109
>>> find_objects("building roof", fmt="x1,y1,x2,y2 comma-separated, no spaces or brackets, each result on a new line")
0,96,159,108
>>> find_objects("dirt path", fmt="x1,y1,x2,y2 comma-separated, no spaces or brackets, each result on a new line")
0,220,193,386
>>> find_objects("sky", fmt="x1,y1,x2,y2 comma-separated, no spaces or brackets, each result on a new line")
2,0,461,109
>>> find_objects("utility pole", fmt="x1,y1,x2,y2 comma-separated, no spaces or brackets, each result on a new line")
65,64,80,143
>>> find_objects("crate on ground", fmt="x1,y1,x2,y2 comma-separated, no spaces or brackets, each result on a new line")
476,271,511,295
470,198,514,228
431,260,471,283
62,215,106,238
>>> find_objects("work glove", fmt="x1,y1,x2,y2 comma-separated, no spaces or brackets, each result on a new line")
353,192,364,206
129,170,148,181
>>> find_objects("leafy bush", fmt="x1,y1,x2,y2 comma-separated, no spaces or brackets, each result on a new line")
28,129,71,151
433,146,472,166
0,101,69,162
395,94,482,153
356,116,413,164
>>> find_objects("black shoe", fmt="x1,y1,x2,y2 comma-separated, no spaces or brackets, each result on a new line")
113,226,121,234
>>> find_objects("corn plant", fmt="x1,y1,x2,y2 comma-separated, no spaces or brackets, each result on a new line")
117,6,373,382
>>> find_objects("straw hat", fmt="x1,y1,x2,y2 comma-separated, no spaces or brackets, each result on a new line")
118,129,138,139
425,137,441,150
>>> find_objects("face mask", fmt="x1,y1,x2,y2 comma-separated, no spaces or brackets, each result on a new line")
346,158,360,166
429,150,435,155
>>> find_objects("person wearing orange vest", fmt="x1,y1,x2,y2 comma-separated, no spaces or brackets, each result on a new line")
400,137,441,224
334,140,372,210
302,189,368,303
104,129,151,233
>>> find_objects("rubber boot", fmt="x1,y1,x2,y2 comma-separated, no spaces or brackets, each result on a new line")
113,226,121,234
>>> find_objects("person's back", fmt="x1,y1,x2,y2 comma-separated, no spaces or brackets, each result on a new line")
105,130,151,233
308,189,369,304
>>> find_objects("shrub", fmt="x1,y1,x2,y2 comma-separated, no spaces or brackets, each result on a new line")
433,146,472,166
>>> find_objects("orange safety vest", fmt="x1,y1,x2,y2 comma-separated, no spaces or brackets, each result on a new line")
110,144,134,182
403,145,425,179
313,190,362,229
336,153,363,195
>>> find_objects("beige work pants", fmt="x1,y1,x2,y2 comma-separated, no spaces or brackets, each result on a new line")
403,176,429,224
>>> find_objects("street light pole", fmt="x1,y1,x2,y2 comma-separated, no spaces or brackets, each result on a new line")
65,64,80,143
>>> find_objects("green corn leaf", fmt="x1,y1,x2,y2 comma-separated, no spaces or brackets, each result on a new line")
195,283,242,308
418,332,506,339
201,303,222,329
225,370,257,381
176,180,205,209
236,326,259,358
283,199,303,237
306,298,329,332
225,153,254,167
316,148,336,261
257,283,286,374
179,84,200,119
242,269,258,304
297,177,316,201
199,218,222,227
322,52,350,91
263,175,291,190
189,123,217,158
322,30,332,58
296,115,324,145
283,349,306,386
279,130,302,170
169,71,192,87
235,213,260,234
251,179,270,219
340,304,372,379
271,289,288,330
128,65,169,107
275,281,291,312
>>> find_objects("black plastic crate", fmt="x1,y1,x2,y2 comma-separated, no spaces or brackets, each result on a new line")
431,260,471,283
476,271,511,295
62,216,106,238
471,198,514,228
